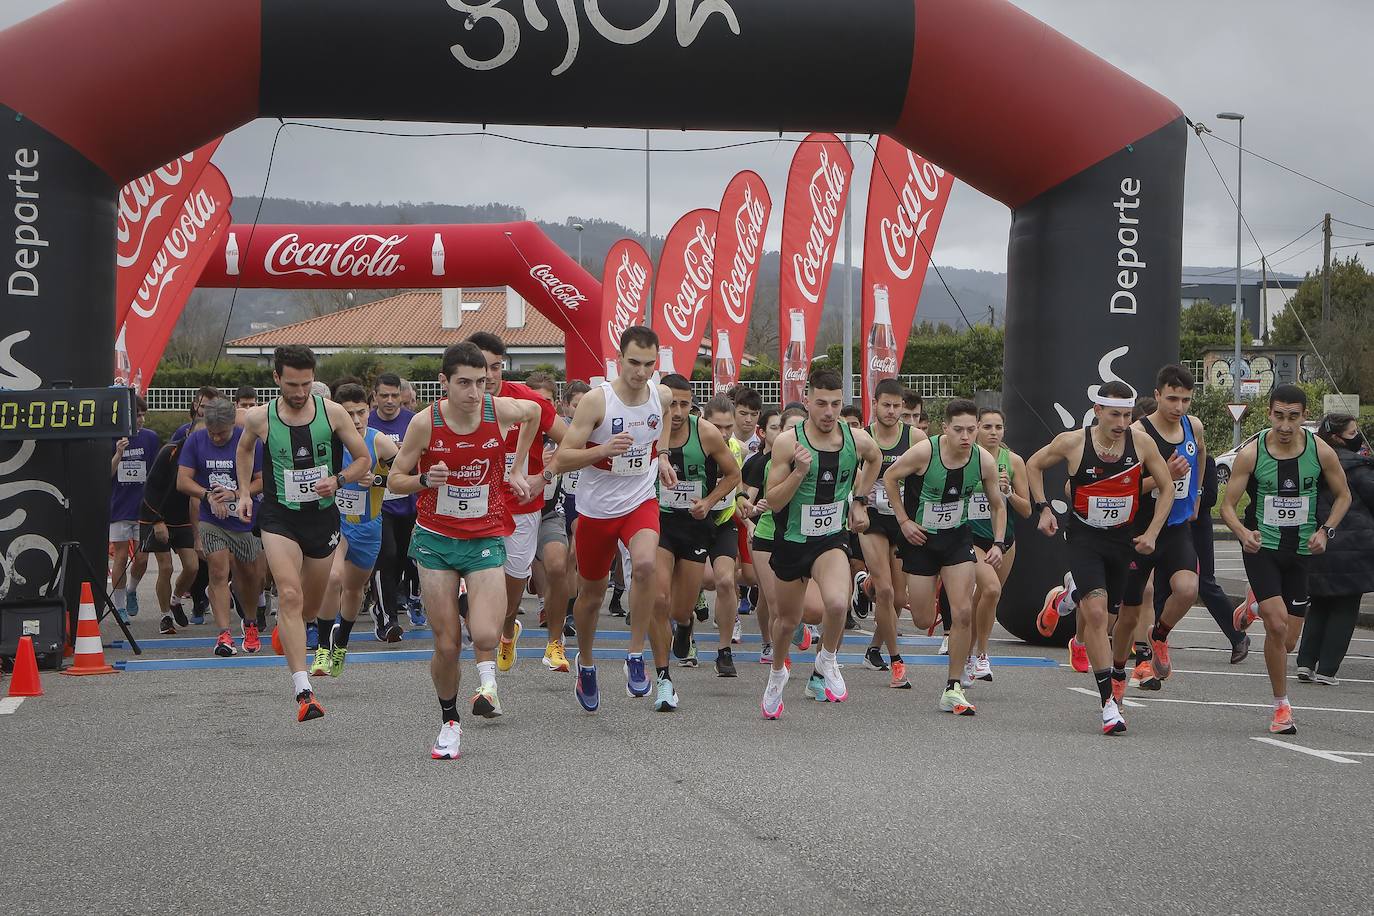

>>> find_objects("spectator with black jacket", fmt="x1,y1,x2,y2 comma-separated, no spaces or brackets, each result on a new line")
1296,414,1374,685
140,420,202,634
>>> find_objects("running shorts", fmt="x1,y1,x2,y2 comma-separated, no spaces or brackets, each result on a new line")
899,527,975,577
575,498,660,580
109,520,139,543
751,533,776,555
737,521,752,565
709,518,739,562
256,500,340,560
971,523,1016,553
139,522,193,553
410,526,506,576
1242,547,1310,616
769,532,850,583
1122,522,1198,606
865,512,904,545
504,510,541,580
1065,531,1137,613
341,517,382,570
658,513,712,564
535,510,568,561
200,523,262,565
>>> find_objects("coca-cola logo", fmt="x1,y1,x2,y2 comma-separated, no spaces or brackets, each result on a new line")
792,146,848,305
605,248,648,351
530,264,587,312
115,152,194,268
879,148,947,281
446,0,740,77
782,366,809,382
129,188,222,319
868,355,897,374
265,233,407,279
718,181,767,326
662,219,715,344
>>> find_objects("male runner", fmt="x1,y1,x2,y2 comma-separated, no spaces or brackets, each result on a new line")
310,382,398,678
761,370,883,719
655,380,741,701
464,335,564,682
700,396,747,672
235,385,258,411
525,371,575,671
174,385,220,442
1027,380,1174,735
553,325,675,712
883,398,1007,715
109,396,158,621
388,342,539,757
179,399,264,656
399,380,418,412
855,379,922,689
1220,384,1349,735
1116,364,1206,689
236,345,372,722
369,372,417,640
140,420,199,634
730,386,763,620
967,407,1031,681
900,391,923,429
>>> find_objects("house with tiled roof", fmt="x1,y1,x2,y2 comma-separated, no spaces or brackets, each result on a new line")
226,288,566,371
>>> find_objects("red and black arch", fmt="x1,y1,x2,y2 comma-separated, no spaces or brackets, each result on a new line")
0,0,1185,640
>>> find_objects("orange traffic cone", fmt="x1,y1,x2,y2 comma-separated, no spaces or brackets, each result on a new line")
61,582,116,676
7,635,42,696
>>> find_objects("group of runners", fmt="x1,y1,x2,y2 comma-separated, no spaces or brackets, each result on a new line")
109,327,1352,757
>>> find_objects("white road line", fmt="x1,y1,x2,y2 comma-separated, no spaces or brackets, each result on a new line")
1330,751,1374,757
0,697,24,715
1250,737,1357,764
1134,696,1374,715
1067,686,1144,708
1169,627,1374,646
1168,666,1374,684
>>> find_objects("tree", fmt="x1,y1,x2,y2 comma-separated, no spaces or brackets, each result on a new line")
1179,299,1250,363
1270,256,1374,397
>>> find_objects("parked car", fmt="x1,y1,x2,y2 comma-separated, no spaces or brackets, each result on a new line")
1215,423,1319,486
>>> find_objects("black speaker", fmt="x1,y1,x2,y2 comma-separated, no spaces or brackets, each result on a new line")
1,598,67,671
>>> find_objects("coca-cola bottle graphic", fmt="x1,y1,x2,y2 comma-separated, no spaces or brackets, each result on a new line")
431,233,446,277
866,283,898,403
114,324,132,387
781,308,809,407
658,346,678,378
604,357,619,381
713,330,736,394
224,231,240,276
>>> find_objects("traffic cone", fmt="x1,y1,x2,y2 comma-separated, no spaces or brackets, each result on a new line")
7,635,42,696
61,582,116,676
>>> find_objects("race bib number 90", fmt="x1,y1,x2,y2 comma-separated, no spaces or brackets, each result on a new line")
1263,495,1308,527
284,465,329,502
1085,495,1132,528
800,501,843,538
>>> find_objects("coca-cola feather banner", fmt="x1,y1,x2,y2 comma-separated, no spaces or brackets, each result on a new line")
778,133,853,406
709,170,771,393
114,138,222,329
600,239,653,378
860,136,955,418
650,208,718,379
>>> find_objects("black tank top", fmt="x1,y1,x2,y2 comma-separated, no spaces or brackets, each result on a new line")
1068,427,1143,540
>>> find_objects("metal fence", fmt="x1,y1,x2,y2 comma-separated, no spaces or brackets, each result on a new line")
145,374,964,412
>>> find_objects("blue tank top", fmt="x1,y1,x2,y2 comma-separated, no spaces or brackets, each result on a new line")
339,427,384,525
1141,415,1199,527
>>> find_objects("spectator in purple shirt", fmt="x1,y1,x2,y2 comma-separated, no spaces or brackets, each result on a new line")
109,395,158,621
368,373,417,640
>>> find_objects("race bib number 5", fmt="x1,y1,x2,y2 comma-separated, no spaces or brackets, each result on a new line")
800,501,843,537
1263,495,1308,527
1086,495,1132,528
437,484,489,519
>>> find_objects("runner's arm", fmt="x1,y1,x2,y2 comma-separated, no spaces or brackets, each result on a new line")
882,439,931,527
1190,416,1208,520
234,407,266,502
697,418,742,511
765,430,807,510
385,411,435,496
324,399,374,496
1026,432,1074,506
1219,440,1258,547
1008,452,1032,518
374,432,399,463
495,396,544,499
850,430,883,503
549,388,609,475
1136,431,1175,540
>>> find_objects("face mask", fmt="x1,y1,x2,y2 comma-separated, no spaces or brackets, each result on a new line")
1341,434,1364,452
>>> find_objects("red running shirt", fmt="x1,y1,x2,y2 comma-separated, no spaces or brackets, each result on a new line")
498,380,556,516
415,396,513,539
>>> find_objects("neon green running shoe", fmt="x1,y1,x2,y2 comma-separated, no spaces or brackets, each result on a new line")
309,645,331,677
328,645,348,677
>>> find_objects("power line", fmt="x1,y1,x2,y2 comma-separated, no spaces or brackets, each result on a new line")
1332,217,1374,233
1187,221,1320,277
1201,130,1374,212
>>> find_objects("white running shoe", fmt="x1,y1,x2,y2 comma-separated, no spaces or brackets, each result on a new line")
962,655,977,689
762,667,789,719
974,653,993,682
431,720,462,759
1061,572,1078,613
816,650,848,702
938,635,949,656
1101,700,1126,736
731,618,743,645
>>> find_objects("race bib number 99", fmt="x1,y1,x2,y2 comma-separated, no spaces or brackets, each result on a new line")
800,501,843,538
1263,495,1308,527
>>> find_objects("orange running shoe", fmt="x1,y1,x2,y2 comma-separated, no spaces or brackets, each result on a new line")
242,622,261,654
1269,701,1296,735
1037,586,1065,637
1130,659,1162,691
1151,638,1172,679
1111,674,1125,705
296,690,325,722
1234,591,1259,632
889,659,911,689
1068,637,1090,674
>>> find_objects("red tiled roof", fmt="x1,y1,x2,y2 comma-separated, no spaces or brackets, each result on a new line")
227,289,562,349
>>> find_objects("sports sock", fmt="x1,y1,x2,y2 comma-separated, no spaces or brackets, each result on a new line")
113,586,126,611
890,653,903,663
747,585,758,608
1110,666,1126,685
477,660,496,688
1061,589,1078,612
737,585,749,601
1151,621,1173,642
440,694,459,723
1274,695,1289,710
1094,669,1113,705
334,617,354,648
946,678,958,691
315,617,331,645
291,670,311,696
565,597,575,616
656,666,669,681
767,667,788,687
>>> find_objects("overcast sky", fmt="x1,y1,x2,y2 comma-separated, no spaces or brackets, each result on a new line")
6,1,1373,277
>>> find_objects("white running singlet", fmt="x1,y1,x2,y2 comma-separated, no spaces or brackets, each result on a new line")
575,381,663,520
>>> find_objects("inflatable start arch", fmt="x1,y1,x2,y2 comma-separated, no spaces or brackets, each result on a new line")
0,0,1185,640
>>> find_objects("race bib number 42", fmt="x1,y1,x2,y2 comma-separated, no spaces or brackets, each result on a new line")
800,501,843,538
117,460,146,484
284,465,329,502
1263,495,1309,527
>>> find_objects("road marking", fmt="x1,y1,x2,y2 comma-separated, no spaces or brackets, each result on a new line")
0,697,24,715
1067,686,1144,708
1168,666,1374,685
1330,751,1374,757
1134,695,1374,715
1250,737,1357,764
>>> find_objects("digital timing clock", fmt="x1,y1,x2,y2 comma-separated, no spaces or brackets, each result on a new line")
0,387,136,441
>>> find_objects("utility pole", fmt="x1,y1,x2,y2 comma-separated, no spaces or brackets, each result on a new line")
1321,212,1332,324
842,133,854,405
1260,255,1268,342
644,129,652,329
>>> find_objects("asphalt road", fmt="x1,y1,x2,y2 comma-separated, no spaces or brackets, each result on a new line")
3,585,1373,915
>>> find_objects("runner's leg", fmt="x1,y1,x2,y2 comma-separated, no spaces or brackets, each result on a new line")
262,532,310,676
422,566,464,711
940,562,977,682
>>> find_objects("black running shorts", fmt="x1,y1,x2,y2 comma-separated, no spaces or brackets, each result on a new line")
865,511,904,544
1122,522,1198,606
899,527,975,577
256,500,341,560
708,518,739,562
769,532,850,583
658,513,711,564
139,522,193,553
1065,530,1136,613
1242,548,1309,616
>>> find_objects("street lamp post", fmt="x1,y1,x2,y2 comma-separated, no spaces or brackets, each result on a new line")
573,223,584,268
1218,111,1245,448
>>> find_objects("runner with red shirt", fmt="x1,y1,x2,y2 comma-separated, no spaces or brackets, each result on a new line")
387,342,541,760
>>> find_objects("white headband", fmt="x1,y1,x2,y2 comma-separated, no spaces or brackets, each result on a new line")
1091,391,1137,409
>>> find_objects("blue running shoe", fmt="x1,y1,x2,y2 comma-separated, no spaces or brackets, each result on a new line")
803,672,828,702
653,677,679,712
190,599,206,626
114,605,129,625
575,654,600,712
305,621,319,651
408,600,427,628
624,654,651,697
125,591,140,618
737,595,751,617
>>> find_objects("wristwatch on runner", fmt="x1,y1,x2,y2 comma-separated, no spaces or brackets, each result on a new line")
1322,525,1337,539
851,495,868,508
993,540,1008,551
1033,501,1050,516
